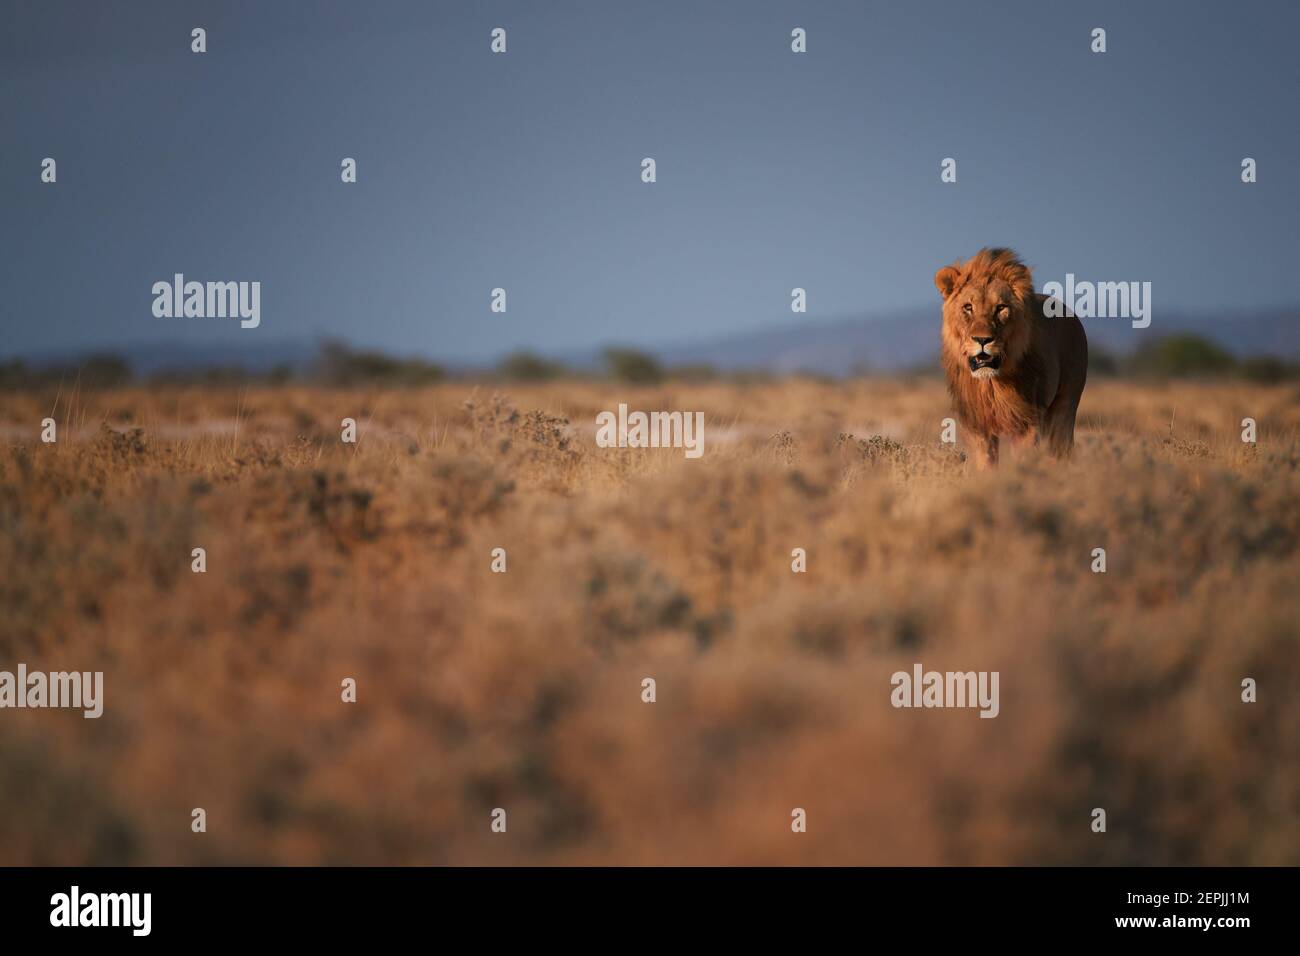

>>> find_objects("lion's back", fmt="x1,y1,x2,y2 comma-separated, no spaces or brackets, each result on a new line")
1033,293,1088,400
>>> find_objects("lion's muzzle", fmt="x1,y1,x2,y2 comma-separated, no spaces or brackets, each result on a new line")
968,352,1003,377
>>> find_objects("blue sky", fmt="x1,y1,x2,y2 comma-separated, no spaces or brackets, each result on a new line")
2,0,1296,361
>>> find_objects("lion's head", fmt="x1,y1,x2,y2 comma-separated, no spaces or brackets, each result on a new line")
935,248,1035,380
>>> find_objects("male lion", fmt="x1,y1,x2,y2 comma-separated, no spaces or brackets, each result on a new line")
934,248,1087,468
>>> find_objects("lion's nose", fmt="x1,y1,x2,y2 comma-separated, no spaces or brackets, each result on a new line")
972,335,994,347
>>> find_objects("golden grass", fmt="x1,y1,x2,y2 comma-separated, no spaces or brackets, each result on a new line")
1,377,1297,864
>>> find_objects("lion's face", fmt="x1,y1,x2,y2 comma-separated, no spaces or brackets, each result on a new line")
943,279,1028,380
935,250,1035,380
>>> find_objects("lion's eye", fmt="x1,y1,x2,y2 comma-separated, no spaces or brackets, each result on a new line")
996,304,1009,317
962,303,973,315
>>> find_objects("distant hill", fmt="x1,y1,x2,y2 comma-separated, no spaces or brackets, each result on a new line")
640,306,1300,377
6,306,1298,379
8,339,319,377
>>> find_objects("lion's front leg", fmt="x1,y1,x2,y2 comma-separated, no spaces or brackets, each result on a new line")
973,433,999,470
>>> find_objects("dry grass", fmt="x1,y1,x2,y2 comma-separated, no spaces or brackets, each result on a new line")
1,377,1298,865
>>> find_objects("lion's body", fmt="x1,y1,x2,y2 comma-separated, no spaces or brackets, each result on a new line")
935,250,1087,467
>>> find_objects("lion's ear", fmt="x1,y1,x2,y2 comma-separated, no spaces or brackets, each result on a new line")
934,265,961,299
1006,263,1034,303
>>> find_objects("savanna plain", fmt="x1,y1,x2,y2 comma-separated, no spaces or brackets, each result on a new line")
1,376,1297,865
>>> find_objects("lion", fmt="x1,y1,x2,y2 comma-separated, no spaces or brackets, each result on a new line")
934,248,1087,468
